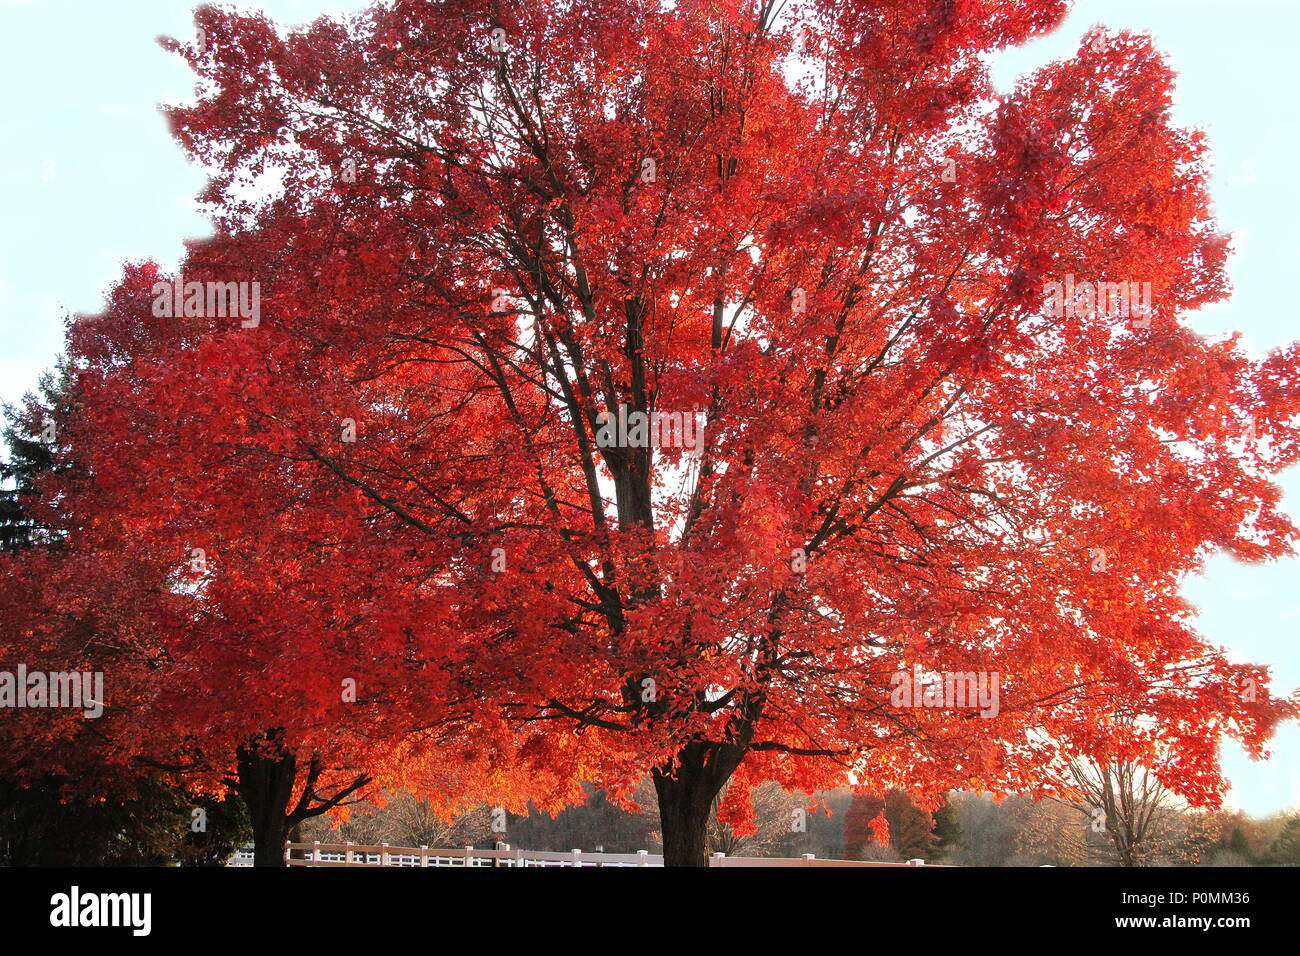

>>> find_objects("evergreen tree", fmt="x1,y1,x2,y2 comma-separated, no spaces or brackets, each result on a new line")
932,794,964,861
1224,825,1253,861
0,362,73,552
885,790,938,862
1265,816,1300,866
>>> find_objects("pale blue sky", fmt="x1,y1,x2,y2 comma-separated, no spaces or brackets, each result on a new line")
0,0,1296,815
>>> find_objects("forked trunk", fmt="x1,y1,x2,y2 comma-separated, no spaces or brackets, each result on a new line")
236,736,298,868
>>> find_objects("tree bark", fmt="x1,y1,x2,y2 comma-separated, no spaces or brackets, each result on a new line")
653,741,743,867
236,736,298,868
232,732,373,867
250,817,290,868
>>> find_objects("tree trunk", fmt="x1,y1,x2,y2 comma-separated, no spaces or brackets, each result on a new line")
236,736,298,868
653,742,743,867
250,818,290,868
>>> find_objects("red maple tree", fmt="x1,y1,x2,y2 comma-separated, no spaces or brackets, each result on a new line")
1,313,543,865
15,0,1300,866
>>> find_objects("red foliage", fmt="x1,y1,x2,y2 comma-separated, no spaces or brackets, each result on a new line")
7,0,1299,861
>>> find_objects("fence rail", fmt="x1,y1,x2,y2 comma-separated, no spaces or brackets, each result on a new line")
225,842,941,868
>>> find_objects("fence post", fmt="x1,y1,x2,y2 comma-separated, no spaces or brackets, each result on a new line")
493,841,509,868
516,846,525,867
571,848,583,867
907,859,925,866
710,852,726,867
380,842,390,867
803,853,816,866
312,840,321,864
420,844,429,867
344,841,354,866
637,850,649,867
465,845,474,867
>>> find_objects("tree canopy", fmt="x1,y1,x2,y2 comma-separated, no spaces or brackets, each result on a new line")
3,0,1298,865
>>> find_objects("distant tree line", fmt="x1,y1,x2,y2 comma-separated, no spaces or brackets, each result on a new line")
296,783,1300,867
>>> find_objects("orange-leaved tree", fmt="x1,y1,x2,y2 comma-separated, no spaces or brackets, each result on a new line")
51,0,1300,865
29,265,563,865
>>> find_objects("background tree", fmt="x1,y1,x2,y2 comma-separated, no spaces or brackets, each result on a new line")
1067,756,1174,867
704,779,806,857
884,789,939,862
931,794,963,861
500,783,656,853
1010,797,1087,866
1264,815,1300,866
0,366,72,552
384,793,494,850
950,793,1020,866
0,775,249,867
301,790,493,850
842,791,890,861
842,789,938,861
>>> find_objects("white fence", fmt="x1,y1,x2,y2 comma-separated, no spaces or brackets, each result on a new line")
228,842,939,867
